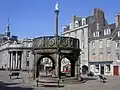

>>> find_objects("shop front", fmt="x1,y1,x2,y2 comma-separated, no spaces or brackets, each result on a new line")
89,61,113,76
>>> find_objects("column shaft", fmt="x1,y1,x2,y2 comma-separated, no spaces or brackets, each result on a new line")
55,54,60,77
9,52,11,70
16,51,18,69
11,52,13,70
33,53,36,80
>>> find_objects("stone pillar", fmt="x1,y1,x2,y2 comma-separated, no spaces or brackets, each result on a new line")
19,52,22,70
11,52,13,70
33,53,36,80
9,52,11,70
13,53,16,70
55,54,59,77
16,51,18,69
55,53,61,78
71,61,75,77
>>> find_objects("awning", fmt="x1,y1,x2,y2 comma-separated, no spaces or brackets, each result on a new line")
89,61,113,65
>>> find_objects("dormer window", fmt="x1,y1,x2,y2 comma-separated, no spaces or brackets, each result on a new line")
104,28,111,35
96,31,99,37
93,31,99,37
118,31,120,37
69,23,72,29
82,18,86,26
93,32,95,37
75,20,79,28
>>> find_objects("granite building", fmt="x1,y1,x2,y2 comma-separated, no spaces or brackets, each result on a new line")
62,8,120,75
0,23,34,71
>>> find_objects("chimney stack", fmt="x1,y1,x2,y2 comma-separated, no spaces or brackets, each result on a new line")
92,8,105,28
115,13,120,28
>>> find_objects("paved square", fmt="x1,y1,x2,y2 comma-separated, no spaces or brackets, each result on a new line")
0,71,120,90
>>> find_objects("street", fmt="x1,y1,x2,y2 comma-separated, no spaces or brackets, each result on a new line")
0,71,120,90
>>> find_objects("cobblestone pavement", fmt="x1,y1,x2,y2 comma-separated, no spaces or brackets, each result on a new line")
0,71,120,90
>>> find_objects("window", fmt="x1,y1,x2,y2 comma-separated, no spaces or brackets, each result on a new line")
106,65,110,72
96,31,99,37
107,39,111,47
107,29,111,35
99,40,103,48
93,31,99,37
95,65,99,72
82,18,86,26
116,40,120,49
104,29,111,35
27,51,30,57
75,20,79,28
118,31,120,37
69,23,71,29
116,53,120,60
107,52,111,60
92,53,96,61
99,53,103,60
92,41,95,49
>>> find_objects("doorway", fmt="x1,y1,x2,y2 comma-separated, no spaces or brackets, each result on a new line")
114,66,119,75
101,65,104,75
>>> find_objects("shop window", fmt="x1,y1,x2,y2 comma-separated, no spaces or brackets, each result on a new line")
95,65,99,72
106,65,110,72
116,53,120,60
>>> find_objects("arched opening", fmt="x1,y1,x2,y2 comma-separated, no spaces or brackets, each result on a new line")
61,55,76,77
82,65,88,74
36,56,55,78
61,57,71,76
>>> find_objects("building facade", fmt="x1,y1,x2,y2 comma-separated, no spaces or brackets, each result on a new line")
62,8,120,75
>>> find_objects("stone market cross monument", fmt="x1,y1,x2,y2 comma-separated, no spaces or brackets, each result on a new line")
32,2,81,80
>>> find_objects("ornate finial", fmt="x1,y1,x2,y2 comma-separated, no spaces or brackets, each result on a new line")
5,18,10,37
6,18,10,31
55,0,59,11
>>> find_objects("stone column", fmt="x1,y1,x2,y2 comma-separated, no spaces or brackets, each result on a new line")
55,54,60,78
33,52,36,80
13,53,15,70
16,51,18,69
11,52,13,70
19,52,22,70
9,52,11,70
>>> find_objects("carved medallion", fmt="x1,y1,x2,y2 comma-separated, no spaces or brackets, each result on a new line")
37,39,43,47
61,38,68,46
48,38,55,46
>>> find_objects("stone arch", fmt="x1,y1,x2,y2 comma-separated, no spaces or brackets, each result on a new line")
61,55,77,77
82,65,88,74
36,55,55,78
